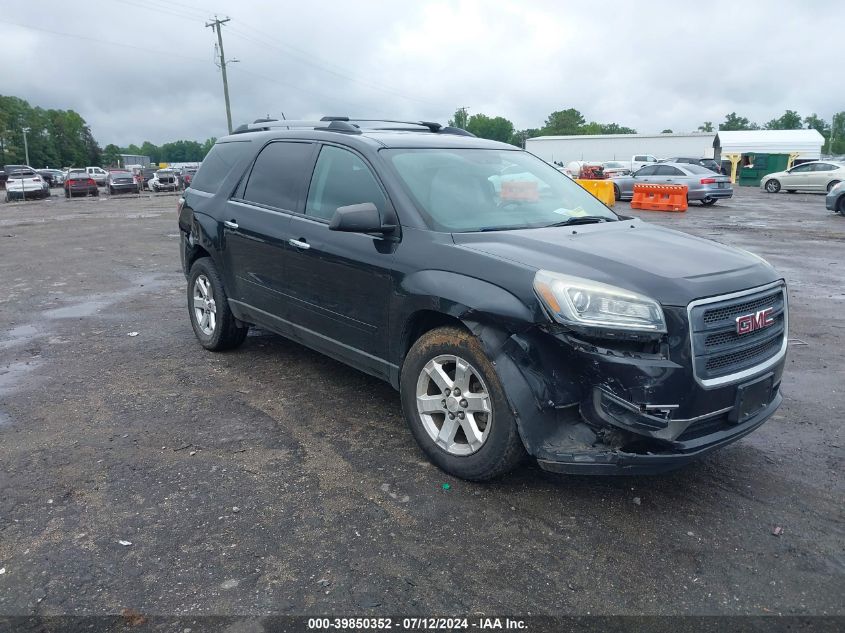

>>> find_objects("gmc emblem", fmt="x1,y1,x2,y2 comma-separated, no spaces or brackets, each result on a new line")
736,308,775,335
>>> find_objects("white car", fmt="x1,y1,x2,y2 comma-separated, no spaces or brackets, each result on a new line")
4,166,49,202
761,161,845,194
85,166,109,186
148,169,179,192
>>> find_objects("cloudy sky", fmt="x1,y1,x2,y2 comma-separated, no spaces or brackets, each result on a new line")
2,0,841,146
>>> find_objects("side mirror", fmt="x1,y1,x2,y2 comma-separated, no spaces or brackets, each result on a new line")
329,202,391,233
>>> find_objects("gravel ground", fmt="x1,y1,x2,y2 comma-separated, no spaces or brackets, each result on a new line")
0,186,842,619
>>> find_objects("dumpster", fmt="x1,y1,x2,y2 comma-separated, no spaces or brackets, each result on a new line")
738,153,790,187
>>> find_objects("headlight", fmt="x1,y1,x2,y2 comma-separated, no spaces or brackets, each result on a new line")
533,270,666,333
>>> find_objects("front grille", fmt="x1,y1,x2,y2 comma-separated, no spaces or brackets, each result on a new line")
689,283,787,384
705,336,783,372
703,294,777,325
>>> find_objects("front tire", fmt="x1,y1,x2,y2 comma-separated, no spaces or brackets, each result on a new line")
187,257,248,351
400,326,526,481
765,179,781,193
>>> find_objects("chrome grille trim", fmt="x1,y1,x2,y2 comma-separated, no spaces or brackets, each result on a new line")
687,281,788,388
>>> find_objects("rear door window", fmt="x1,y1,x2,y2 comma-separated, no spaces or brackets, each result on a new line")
305,145,387,221
191,140,252,193
243,141,315,211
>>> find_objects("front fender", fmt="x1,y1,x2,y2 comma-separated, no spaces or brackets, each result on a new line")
398,269,536,325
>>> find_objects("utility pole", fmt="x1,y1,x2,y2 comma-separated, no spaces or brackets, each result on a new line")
206,16,237,134
457,106,469,129
21,126,30,166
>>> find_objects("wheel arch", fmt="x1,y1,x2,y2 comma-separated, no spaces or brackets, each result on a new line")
181,210,223,276
394,269,537,368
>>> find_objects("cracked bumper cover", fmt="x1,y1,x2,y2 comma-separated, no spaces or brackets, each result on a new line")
538,390,781,474
470,319,785,476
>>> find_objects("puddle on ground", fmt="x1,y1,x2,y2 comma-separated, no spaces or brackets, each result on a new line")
0,359,41,397
41,273,169,321
43,299,113,319
0,324,40,350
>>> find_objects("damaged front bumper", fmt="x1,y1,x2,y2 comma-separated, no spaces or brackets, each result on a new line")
536,389,781,474
470,315,785,476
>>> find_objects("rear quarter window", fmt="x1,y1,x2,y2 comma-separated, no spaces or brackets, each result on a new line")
190,140,253,193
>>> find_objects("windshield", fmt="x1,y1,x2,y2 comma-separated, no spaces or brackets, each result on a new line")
385,148,617,232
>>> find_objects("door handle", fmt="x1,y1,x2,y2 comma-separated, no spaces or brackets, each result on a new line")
289,238,310,250
223,220,239,229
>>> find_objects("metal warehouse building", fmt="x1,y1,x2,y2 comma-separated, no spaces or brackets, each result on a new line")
525,129,825,165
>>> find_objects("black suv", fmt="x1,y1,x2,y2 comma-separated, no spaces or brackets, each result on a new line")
178,117,787,480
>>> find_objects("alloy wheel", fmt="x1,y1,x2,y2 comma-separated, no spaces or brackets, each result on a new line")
415,354,492,456
192,274,217,336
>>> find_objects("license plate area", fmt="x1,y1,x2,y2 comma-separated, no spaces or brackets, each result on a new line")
730,373,774,423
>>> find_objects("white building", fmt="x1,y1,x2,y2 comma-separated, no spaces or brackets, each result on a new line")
525,129,825,165
715,129,824,161
525,133,717,164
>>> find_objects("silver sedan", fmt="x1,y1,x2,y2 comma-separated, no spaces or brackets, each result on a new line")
612,162,733,206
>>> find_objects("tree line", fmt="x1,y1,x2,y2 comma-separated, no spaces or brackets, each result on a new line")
0,95,216,169
451,107,845,154
102,138,217,166
0,96,101,169
4,94,843,169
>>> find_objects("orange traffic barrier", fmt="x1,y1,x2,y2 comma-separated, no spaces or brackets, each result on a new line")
630,184,688,212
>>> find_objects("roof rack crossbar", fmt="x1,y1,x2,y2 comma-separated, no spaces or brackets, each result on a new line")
233,119,361,134
232,117,474,137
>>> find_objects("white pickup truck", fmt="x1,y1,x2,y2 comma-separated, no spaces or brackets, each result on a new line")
629,154,661,172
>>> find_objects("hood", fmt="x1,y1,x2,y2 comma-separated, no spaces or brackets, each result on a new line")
452,219,780,306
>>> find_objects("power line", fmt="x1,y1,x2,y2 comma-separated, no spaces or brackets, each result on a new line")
106,0,438,107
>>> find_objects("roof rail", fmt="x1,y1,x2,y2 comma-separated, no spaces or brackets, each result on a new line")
231,117,475,137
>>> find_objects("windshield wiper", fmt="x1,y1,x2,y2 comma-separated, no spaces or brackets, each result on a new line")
545,216,615,227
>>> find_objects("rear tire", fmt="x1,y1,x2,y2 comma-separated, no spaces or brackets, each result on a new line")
400,326,527,481
187,257,248,351
765,179,781,193
702,198,718,206
613,185,621,201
